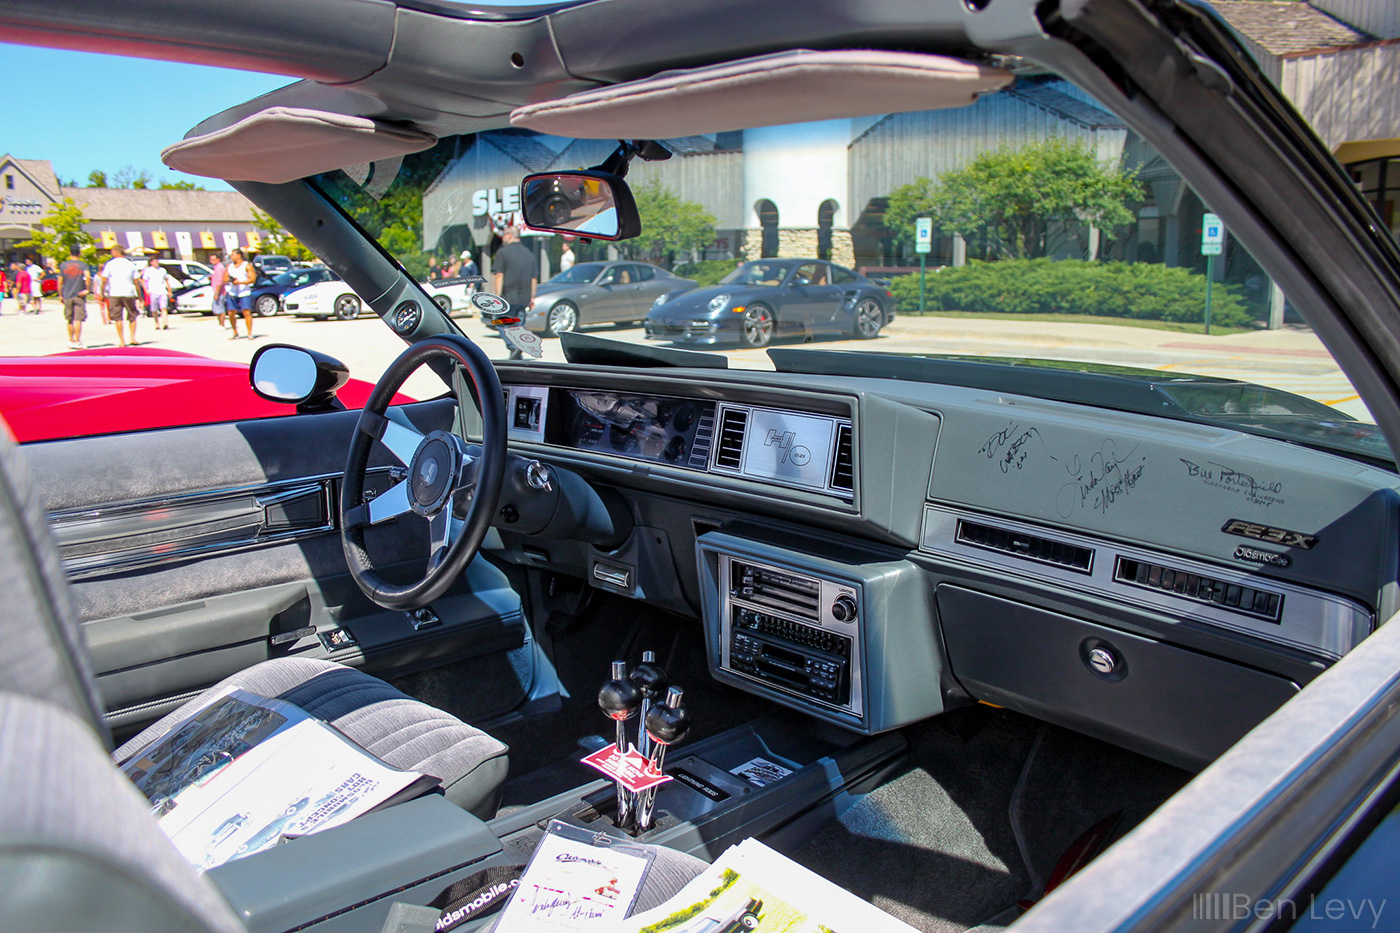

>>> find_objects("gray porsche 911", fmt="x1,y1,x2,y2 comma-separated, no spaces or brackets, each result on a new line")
645,259,892,348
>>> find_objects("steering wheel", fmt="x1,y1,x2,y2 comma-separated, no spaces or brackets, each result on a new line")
340,335,506,610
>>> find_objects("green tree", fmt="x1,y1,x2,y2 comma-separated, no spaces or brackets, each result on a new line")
111,165,152,190
250,207,313,261
886,138,1141,260
18,197,97,266
86,170,108,188
627,179,716,267
159,180,203,190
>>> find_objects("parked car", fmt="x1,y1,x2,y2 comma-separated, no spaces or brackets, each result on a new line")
0,347,404,442
175,267,338,315
645,259,890,348
7,5,1400,933
525,261,697,335
253,254,294,273
283,277,374,319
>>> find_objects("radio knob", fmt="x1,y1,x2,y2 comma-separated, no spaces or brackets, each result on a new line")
831,594,857,623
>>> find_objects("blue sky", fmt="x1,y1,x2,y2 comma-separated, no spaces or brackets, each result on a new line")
0,44,294,191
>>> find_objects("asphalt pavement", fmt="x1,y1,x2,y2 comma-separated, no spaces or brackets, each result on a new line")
3,296,1369,421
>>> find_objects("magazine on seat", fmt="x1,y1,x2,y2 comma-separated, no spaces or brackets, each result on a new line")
118,686,437,870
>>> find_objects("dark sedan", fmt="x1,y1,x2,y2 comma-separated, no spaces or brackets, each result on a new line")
524,261,697,336
645,259,891,348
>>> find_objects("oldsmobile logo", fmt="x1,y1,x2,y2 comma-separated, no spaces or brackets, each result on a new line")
1233,545,1291,568
1221,519,1317,549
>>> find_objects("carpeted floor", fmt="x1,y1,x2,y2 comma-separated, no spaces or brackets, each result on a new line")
789,707,1191,933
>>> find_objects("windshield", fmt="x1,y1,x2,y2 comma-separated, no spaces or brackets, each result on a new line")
547,265,601,285
720,261,789,286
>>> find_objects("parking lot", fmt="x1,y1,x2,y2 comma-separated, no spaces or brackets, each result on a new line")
4,296,1369,420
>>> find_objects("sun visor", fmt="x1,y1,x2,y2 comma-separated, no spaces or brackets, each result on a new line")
161,107,437,184
511,50,1012,139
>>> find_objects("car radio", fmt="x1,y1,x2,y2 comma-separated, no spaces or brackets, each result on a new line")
719,555,863,716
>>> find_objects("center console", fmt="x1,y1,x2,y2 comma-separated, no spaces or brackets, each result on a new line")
698,528,944,734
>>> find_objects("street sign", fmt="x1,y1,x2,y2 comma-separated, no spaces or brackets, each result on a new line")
915,217,933,255
1202,212,1224,256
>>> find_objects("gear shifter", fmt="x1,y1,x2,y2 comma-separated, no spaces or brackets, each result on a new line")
629,651,668,759
637,686,689,831
598,660,641,828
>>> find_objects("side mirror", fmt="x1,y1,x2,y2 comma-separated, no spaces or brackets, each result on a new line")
519,170,641,240
249,344,349,413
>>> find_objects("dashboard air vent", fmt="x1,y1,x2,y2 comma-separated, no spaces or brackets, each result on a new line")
1115,557,1283,621
830,423,853,492
715,407,748,470
956,519,1094,573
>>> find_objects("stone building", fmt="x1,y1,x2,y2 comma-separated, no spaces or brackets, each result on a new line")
0,155,260,265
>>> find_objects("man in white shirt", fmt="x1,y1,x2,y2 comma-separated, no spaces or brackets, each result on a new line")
140,257,173,331
99,245,141,347
25,257,44,313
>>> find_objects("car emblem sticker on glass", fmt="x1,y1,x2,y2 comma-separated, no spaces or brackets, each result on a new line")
391,299,421,335
470,292,510,318
501,327,543,358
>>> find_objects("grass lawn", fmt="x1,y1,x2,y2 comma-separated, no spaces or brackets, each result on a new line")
905,310,1254,336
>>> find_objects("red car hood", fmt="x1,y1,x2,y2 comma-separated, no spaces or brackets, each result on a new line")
0,348,412,443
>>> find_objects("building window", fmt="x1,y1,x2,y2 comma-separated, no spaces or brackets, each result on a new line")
756,199,779,258
1349,157,1400,240
4,175,12,190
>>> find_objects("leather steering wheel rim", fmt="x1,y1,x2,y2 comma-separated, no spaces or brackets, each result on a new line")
340,335,506,610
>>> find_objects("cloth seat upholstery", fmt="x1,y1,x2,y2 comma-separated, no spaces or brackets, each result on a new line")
113,658,509,819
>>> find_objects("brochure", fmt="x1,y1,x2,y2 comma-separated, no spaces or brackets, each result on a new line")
119,686,436,870
493,821,657,933
620,837,919,933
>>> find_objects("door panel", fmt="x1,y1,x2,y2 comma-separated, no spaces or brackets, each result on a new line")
23,397,528,736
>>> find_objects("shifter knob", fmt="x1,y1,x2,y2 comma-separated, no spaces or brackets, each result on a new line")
630,651,668,699
599,660,642,721
644,687,690,746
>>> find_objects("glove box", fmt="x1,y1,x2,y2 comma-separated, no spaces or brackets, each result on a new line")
935,585,1299,769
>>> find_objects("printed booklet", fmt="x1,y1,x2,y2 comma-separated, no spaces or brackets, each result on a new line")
619,837,919,933
119,686,437,870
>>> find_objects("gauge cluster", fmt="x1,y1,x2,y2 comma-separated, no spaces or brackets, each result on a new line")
546,390,717,471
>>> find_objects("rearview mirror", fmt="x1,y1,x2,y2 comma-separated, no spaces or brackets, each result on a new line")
519,170,641,240
249,344,350,412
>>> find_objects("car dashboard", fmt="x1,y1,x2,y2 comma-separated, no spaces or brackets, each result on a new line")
487,360,1397,771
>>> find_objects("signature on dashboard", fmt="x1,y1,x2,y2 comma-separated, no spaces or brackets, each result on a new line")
1055,440,1146,517
977,422,1043,473
1179,458,1285,507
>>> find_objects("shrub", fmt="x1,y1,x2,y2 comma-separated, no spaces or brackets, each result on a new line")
886,259,1254,328
673,259,742,287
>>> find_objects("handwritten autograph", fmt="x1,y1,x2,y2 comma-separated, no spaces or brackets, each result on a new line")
1056,440,1146,517
978,422,1043,473
1180,459,1285,506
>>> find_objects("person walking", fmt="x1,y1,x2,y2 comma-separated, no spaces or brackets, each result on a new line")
25,255,44,313
99,244,141,347
58,247,90,348
559,240,575,273
207,251,227,327
492,226,536,359
226,248,256,338
14,263,31,314
140,257,173,331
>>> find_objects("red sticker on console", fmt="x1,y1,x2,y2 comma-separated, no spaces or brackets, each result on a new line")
581,744,672,793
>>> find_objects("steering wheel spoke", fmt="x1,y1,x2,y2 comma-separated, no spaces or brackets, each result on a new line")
366,479,412,524
379,409,426,465
427,509,463,573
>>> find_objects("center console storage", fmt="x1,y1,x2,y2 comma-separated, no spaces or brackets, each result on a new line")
697,529,943,734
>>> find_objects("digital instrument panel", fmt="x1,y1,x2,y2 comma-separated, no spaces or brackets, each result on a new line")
548,390,716,471
503,385,854,499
